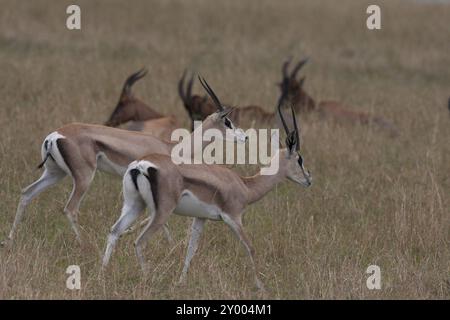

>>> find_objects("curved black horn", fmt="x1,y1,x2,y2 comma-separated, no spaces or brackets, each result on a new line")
282,57,292,79
290,105,301,150
123,68,148,96
290,58,309,79
277,93,290,136
187,73,194,100
198,75,224,111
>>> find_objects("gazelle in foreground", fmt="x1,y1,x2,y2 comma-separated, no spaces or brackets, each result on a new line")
102,95,312,290
279,57,399,136
104,68,182,141
179,71,279,129
2,77,246,247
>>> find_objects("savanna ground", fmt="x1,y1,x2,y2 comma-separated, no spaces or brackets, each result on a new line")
0,0,449,299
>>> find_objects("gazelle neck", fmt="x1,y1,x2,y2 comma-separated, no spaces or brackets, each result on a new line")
242,149,288,205
134,101,164,121
168,116,222,162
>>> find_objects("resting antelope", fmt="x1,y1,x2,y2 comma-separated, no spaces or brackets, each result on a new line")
104,68,181,141
179,71,278,129
280,57,399,136
2,77,246,246
102,93,312,290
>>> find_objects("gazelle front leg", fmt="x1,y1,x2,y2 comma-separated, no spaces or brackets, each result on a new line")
178,217,206,284
221,213,265,291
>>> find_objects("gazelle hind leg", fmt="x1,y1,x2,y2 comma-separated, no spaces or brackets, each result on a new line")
124,217,173,245
178,218,206,283
102,198,146,268
3,167,65,245
64,171,95,243
221,214,265,291
134,206,174,272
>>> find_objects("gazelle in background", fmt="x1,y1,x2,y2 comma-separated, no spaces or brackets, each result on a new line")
102,94,312,291
2,77,246,247
178,71,216,130
279,57,399,136
179,71,279,129
104,68,182,141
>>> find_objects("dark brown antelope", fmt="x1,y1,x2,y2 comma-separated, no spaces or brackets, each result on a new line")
2,77,246,246
279,57,399,136
102,95,311,291
105,68,181,141
179,71,278,129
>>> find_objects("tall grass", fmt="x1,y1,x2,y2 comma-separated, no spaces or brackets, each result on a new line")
0,0,449,299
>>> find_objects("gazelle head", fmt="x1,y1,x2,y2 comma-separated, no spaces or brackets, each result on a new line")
277,94,312,187
178,71,217,130
197,76,247,144
105,68,162,127
278,57,316,113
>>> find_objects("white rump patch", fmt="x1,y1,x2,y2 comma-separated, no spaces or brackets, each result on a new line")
41,131,70,174
136,160,158,173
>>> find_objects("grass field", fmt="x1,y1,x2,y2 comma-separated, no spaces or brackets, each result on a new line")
0,0,449,299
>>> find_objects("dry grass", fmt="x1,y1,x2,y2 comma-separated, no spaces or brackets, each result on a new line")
0,0,449,299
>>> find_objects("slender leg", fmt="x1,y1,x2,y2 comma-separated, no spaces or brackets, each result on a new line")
134,207,173,272
102,198,145,268
63,171,95,243
178,218,206,283
124,217,173,245
162,223,174,245
222,214,265,291
2,168,65,246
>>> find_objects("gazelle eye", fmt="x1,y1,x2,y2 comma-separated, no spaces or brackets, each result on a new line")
224,118,232,129
298,155,303,166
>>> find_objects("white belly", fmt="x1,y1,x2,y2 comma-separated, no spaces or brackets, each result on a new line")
96,152,127,176
174,190,222,221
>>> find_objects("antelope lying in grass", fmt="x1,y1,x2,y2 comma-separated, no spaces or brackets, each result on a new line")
2,77,246,247
104,68,181,141
179,71,278,129
102,94,312,290
280,58,399,136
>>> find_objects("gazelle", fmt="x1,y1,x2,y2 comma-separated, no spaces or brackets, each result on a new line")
102,94,312,290
178,71,216,130
2,77,246,247
104,68,181,141
280,57,399,136
179,71,278,129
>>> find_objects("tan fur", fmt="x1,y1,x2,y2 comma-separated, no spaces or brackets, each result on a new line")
103,103,311,291
105,69,187,140
5,103,242,244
